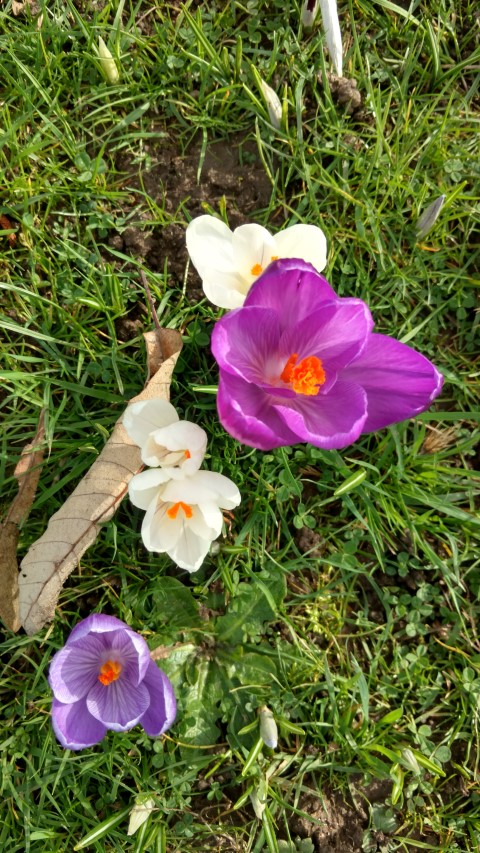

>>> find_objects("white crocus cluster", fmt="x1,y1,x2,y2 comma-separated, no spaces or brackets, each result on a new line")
124,400,241,572
186,215,327,310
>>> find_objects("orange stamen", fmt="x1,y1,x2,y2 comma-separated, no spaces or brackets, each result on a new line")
251,263,263,276
167,501,193,520
98,660,122,686
184,449,191,459
271,255,279,261
280,353,326,396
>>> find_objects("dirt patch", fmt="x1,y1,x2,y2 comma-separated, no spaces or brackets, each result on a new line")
109,135,273,305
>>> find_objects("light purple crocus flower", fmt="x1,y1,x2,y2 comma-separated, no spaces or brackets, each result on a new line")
48,614,176,750
211,259,443,451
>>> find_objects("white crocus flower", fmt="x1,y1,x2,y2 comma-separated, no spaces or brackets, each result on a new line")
123,399,207,478
320,0,343,77
128,469,241,572
186,215,328,309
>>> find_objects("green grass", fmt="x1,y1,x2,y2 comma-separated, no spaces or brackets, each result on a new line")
1,0,480,850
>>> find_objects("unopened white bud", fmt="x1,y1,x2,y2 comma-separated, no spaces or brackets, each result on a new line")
259,705,278,748
127,797,155,836
415,194,445,239
259,79,282,129
401,748,421,775
302,0,319,31
98,37,120,84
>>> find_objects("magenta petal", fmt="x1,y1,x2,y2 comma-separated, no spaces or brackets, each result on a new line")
211,306,281,382
342,334,444,432
51,698,107,750
140,661,177,736
217,372,300,450
274,380,368,448
279,298,373,382
87,678,150,731
49,635,107,703
244,259,337,330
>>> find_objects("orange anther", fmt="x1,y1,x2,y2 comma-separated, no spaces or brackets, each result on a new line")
98,660,122,685
167,501,193,520
281,353,326,396
251,263,263,276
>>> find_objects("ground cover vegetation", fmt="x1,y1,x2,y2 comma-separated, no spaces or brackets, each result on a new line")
0,0,479,849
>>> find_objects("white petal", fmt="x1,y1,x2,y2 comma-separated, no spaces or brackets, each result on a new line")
167,529,213,572
141,501,183,552
272,223,327,272
142,421,207,470
320,0,343,77
186,215,236,276
123,400,179,450
159,470,241,510
192,471,241,510
128,468,170,510
232,224,277,282
202,271,249,309
198,501,225,538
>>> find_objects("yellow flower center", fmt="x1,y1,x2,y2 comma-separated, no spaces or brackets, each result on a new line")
98,660,122,685
167,501,193,520
280,353,326,396
250,256,280,276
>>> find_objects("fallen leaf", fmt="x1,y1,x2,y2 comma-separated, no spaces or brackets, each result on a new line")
11,0,40,15
0,411,46,632
18,329,182,635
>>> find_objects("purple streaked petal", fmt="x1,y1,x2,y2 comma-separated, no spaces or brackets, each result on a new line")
67,614,128,645
244,259,337,330
51,698,107,750
273,380,368,449
342,334,444,432
86,679,150,731
48,635,108,703
211,307,281,383
217,372,300,450
105,629,151,686
140,661,177,736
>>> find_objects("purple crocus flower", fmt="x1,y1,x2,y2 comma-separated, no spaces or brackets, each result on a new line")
211,259,443,450
48,614,176,751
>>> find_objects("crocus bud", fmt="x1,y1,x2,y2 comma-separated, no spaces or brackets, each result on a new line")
302,0,319,31
127,797,156,836
98,36,119,84
401,748,421,775
259,79,282,129
259,705,278,749
320,0,343,77
249,788,266,820
415,194,445,239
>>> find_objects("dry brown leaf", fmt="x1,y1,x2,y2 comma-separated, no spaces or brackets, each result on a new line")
18,329,182,635
11,0,40,15
0,411,46,632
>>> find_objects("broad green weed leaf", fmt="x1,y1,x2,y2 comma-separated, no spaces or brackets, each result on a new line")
152,577,201,632
216,568,286,643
